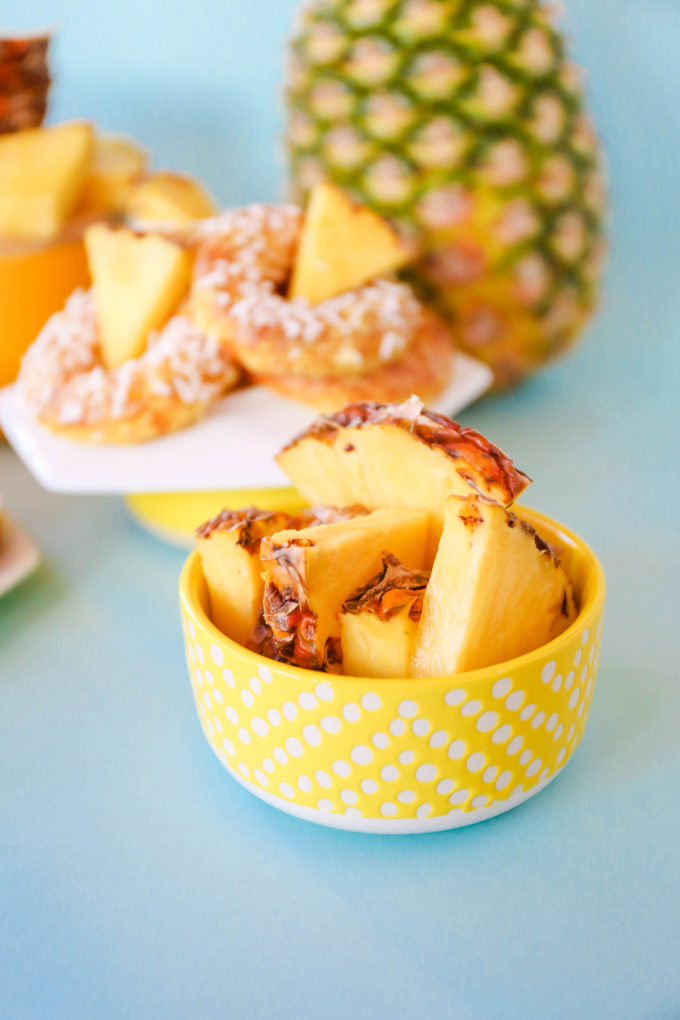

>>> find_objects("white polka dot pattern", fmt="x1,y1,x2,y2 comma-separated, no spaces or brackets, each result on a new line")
183,565,604,824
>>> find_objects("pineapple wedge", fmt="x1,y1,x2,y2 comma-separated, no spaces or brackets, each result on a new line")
196,503,368,646
79,133,147,214
261,506,430,670
196,507,297,646
0,121,94,241
289,182,410,305
341,554,429,678
277,397,530,554
124,171,217,224
84,224,193,368
411,494,577,677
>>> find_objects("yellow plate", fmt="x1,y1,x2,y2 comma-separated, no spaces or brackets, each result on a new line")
179,506,606,833
126,488,306,547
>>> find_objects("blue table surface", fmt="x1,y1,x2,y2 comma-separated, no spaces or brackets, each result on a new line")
2,1,679,1017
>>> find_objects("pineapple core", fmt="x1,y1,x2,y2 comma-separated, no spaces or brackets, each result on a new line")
411,495,577,677
261,506,430,670
341,554,429,678
84,224,193,368
196,507,296,646
124,172,217,224
288,182,410,305
0,121,94,241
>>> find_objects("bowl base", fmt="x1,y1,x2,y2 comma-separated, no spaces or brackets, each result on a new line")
218,756,565,834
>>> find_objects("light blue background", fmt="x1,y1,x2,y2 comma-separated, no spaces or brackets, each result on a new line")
2,1,680,1017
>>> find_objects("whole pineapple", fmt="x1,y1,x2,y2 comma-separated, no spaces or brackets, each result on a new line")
285,0,607,387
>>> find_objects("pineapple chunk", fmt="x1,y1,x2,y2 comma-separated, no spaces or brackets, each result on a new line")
196,507,296,646
341,554,429,678
277,397,530,554
411,494,577,677
196,503,368,646
0,121,94,241
124,171,217,224
289,182,410,304
84,224,193,368
261,506,430,670
79,133,148,214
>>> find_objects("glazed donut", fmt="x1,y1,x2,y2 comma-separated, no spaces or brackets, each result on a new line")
190,203,425,378
17,289,239,443
254,310,454,411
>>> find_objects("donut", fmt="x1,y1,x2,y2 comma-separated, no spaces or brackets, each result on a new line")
253,310,454,411
190,203,426,378
17,289,239,443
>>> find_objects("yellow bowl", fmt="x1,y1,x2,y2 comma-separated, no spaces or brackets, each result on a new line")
179,507,605,833
0,236,90,387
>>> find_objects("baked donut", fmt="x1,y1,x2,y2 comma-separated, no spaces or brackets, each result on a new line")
191,203,427,378
17,289,239,443
254,310,454,411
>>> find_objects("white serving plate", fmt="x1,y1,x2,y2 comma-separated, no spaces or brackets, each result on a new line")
0,516,41,596
0,353,492,494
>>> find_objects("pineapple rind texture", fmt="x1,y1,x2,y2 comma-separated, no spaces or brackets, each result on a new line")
285,0,607,385
261,506,431,670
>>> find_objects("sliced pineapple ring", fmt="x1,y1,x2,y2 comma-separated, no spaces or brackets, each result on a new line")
261,506,431,670
411,494,577,677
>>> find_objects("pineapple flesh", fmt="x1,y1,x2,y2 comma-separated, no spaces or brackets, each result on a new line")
84,224,194,368
261,506,431,670
289,181,410,304
411,493,577,677
0,121,93,241
196,503,370,646
277,397,530,553
123,171,217,224
79,133,148,215
341,553,429,678
285,0,607,386
196,507,298,646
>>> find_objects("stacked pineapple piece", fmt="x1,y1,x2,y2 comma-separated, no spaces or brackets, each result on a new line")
0,120,217,244
197,399,577,677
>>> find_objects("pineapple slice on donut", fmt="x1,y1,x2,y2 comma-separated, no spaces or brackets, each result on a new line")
18,225,238,443
289,182,411,305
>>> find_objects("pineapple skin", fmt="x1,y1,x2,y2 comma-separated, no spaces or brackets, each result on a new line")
285,0,607,387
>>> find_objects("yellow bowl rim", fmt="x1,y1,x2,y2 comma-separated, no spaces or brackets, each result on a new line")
179,505,606,688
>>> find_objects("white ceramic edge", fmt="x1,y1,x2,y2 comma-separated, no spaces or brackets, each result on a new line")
214,753,565,834
0,353,492,494
0,516,41,596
